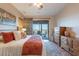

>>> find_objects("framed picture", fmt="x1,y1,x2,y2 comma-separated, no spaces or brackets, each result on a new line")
2,18,16,26
0,8,16,26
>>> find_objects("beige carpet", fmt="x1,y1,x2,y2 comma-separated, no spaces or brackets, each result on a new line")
44,40,71,56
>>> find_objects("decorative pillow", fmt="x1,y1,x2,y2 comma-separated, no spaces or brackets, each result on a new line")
13,31,22,40
2,32,15,43
21,31,26,39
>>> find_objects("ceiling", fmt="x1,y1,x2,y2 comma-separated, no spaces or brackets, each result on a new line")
12,3,67,18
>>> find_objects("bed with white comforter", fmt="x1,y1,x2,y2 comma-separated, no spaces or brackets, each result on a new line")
0,35,46,56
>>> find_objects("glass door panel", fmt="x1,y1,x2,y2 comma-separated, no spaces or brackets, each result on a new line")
41,24,48,39
33,23,41,35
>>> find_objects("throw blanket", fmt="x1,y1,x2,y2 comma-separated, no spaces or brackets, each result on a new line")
22,35,42,55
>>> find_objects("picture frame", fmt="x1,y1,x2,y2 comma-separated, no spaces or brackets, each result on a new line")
0,8,16,26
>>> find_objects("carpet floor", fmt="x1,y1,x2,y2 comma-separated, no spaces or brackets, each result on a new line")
44,40,71,56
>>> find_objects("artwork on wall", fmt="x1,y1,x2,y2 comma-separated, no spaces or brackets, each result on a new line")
0,9,2,24
0,8,16,26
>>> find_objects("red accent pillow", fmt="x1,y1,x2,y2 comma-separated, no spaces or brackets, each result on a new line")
2,32,15,43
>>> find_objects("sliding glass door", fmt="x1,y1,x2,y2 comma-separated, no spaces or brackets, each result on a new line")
41,24,48,39
32,21,49,40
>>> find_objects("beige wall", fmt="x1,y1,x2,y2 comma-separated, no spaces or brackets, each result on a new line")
55,3,79,38
55,4,79,27
17,17,24,31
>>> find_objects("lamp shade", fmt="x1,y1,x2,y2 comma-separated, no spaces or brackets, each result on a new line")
22,28,26,32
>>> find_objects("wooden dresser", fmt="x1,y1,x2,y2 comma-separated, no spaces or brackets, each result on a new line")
54,27,79,55
72,38,79,55
61,36,79,55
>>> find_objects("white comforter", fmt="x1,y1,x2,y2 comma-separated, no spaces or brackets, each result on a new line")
0,35,46,56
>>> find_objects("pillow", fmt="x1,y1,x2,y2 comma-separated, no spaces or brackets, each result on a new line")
2,32,15,43
13,31,22,40
21,32,26,39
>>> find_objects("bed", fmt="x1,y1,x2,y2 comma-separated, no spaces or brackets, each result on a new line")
0,34,46,56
